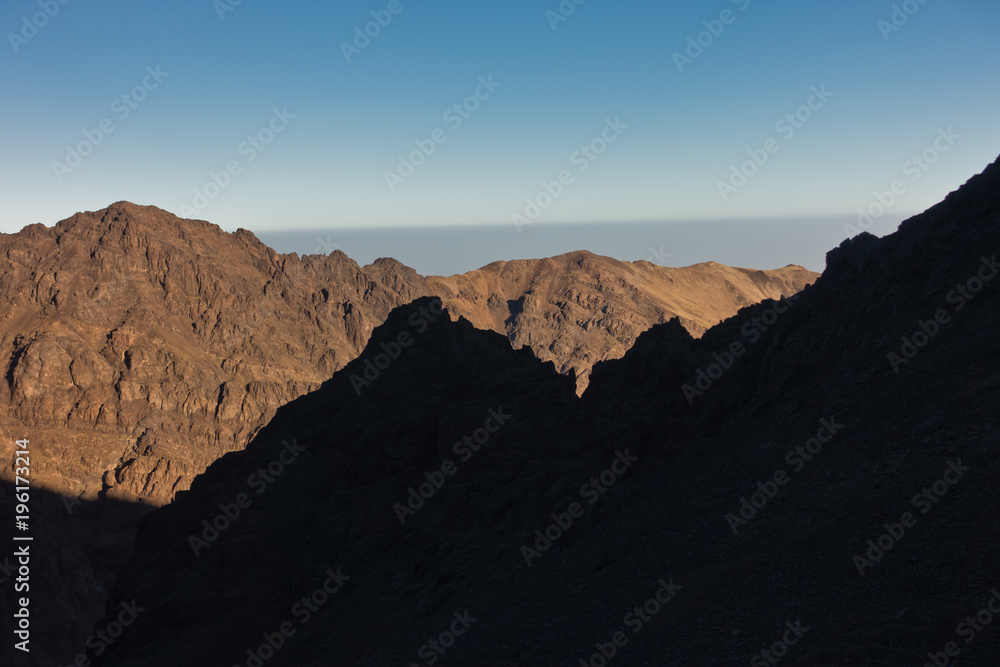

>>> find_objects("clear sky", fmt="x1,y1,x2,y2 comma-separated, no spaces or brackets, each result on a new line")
2,0,999,240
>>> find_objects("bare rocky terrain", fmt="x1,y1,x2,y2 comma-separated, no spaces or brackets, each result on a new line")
75,154,1000,665
0,203,813,666
428,255,811,390
0,203,812,508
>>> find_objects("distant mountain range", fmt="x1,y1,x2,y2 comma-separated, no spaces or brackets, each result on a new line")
0,204,812,507
71,155,1000,665
60,155,1000,667
0,203,813,666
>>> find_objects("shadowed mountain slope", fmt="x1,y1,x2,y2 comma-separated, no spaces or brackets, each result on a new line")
0,205,811,508
90,156,1000,665
0,204,812,665
428,254,810,389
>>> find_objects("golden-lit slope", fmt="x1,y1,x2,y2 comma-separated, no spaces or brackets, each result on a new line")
0,205,815,507
431,250,816,389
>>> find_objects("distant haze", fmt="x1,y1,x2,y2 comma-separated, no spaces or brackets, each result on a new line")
257,216,911,277
3,3,998,235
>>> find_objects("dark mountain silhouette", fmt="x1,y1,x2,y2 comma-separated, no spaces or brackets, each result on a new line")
85,156,1000,665
0,204,811,509
0,480,144,667
0,204,812,666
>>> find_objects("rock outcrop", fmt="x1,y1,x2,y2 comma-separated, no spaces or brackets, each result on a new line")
84,155,1000,665
0,203,814,666
0,203,813,507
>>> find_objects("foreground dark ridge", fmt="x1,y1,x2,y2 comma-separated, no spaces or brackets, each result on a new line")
90,154,1000,664
0,205,812,507
0,206,811,666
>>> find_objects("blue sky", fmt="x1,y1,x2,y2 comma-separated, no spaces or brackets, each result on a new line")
2,0,999,242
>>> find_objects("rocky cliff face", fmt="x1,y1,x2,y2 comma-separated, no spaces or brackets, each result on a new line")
84,155,1000,665
428,254,811,389
0,205,813,666
0,203,430,508
0,203,813,508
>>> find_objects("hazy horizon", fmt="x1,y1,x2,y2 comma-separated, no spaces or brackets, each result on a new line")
256,214,914,277
6,2,1000,665
3,0,998,265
